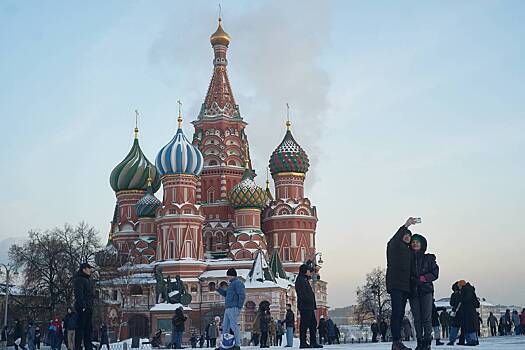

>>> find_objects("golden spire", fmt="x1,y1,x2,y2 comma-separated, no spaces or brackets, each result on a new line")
134,109,139,139
108,231,113,242
177,100,183,129
244,144,250,169
147,166,153,187
286,103,291,131
210,9,231,46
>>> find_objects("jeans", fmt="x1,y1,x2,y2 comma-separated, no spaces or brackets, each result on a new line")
222,307,241,346
409,293,433,340
74,308,93,350
174,331,183,349
286,327,293,346
298,309,317,346
433,326,441,340
390,289,409,342
465,332,478,345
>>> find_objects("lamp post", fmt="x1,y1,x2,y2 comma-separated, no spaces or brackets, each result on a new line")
1,263,16,330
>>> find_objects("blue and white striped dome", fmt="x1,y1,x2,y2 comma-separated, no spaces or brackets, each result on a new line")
156,127,203,176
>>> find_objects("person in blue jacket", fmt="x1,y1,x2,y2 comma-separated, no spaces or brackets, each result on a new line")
217,268,246,350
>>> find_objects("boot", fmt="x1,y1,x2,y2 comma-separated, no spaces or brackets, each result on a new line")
435,339,444,346
392,340,412,350
415,339,424,350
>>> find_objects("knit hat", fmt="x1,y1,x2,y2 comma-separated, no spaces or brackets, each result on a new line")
226,268,237,277
411,234,428,252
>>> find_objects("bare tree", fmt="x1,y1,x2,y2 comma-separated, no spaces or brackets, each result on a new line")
355,267,391,326
8,222,101,318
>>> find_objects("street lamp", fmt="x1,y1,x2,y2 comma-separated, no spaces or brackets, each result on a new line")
1,263,17,330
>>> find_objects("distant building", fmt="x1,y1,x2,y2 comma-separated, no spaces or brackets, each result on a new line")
94,16,328,342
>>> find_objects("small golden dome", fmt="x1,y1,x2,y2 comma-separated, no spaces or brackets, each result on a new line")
210,18,230,46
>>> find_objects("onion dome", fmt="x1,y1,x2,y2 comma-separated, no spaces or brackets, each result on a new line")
229,167,267,209
210,17,230,46
110,127,161,193
156,112,204,176
269,121,310,175
136,177,161,218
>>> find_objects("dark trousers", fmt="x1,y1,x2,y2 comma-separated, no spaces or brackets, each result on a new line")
409,293,433,341
97,344,109,350
260,331,268,348
442,326,449,339
390,289,409,342
74,308,93,350
490,326,497,336
299,309,317,346
209,338,216,348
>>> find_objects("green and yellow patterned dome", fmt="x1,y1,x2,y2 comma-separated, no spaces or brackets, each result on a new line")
228,168,266,209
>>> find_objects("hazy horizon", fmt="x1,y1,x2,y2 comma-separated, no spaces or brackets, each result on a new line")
1,1,524,308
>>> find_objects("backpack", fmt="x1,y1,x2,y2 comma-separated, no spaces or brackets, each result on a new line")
219,333,235,350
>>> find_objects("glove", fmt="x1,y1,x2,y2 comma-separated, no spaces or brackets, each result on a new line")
419,275,427,283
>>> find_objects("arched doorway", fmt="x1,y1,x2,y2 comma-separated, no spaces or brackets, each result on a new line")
128,314,149,338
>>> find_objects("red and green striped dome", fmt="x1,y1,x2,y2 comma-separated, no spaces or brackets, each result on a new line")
269,130,309,175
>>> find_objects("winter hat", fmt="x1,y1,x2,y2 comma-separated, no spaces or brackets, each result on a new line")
411,234,428,252
226,268,237,277
299,264,308,274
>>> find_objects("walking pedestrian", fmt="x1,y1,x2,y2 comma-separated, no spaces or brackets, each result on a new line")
439,311,449,339
387,217,417,350
285,304,295,347
408,234,439,350
295,263,322,349
73,262,95,350
14,320,25,350
276,320,284,346
402,318,412,341
172,306,187,349
379,319,388,343
259,308,270,348
334,324,341,344
317,316,327,345
26,321,36,350
98,323,109,350
208,317,219,349
487,312,498,337
512,310,520,336
503,310,512,335
34,326,41,350
217,268,245,350
431,302,446,346
151,329,162,348
371,322,379,343
64,307,77,350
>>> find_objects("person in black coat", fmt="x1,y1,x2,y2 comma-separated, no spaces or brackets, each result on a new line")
284,304,295,347
447,281,480,346
98,323,109,350
431,302,446,346
408,234,439,350
63,307,77,350
73,262,95,350
379,319,388,342
14,320,25,350
172,306,187,349
259,308,271,348
317,317,327,344
386,218,416,350
295,264,322,349
371,322,379,343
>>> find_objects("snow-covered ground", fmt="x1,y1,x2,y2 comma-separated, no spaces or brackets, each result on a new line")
6,336,525,350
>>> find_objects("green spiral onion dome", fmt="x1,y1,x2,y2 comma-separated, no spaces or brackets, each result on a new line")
269,129,310,175
110,137,161,193
228,168,267,209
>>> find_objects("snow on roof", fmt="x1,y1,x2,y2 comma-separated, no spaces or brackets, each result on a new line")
200,269,250,279
150,303,192,312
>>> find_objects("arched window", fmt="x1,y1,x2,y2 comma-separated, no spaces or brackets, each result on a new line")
207,187,215,203
208,282,216,291
208,160,218,166
228,160,237,166
219,281,228,289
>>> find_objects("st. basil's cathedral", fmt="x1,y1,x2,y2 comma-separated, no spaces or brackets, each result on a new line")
95,17,328,342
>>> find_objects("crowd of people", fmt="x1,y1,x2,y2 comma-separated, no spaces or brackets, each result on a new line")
386,217,525,350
